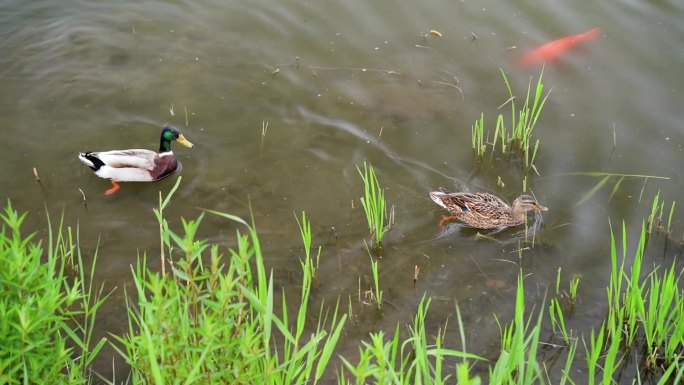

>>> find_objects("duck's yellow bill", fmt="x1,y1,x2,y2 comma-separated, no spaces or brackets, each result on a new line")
176,134,194,148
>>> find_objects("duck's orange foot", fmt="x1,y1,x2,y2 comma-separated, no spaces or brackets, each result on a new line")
105,181,120,195
439,215,458,227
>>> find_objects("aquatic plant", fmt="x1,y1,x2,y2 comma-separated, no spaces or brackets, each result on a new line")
602,220,684,376
646,191,676,236
471,112,486,157
570,172,669,206
569,275,580,305
295,210,321,288
498,67,548,170
339,297,484,384
357,161,390,248
470,68,549,172
112,178,346,384
549,268,579,346
369,256,382,310
5,181,684,384
0,201,106,384
490,273,547,383
362,241,383,311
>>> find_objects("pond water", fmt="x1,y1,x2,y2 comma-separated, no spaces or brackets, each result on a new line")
2,0,683,382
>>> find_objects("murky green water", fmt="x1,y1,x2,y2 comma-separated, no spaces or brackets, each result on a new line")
2,0,683,381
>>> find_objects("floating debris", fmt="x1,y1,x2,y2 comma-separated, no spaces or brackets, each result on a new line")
78,188,88,209
33,167,44,189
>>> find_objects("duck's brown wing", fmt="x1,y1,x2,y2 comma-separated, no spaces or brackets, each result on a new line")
461,193,517,227
438,192,503,211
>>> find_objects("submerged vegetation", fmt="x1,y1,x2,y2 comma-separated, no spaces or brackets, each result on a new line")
3,179,684,383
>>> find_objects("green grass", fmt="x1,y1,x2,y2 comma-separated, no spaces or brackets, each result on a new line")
357,161,391,249
498,67,548,170
596,219,684,382
549,268,580,346
470,68,549,172
295,211,321,289
472,112,487,157
339,297,485,384
365,244,383,311
111,179,346,384
646,191,677,236
490,273,546,384
0,201,107,384
4,184,684,384
567,172,670,206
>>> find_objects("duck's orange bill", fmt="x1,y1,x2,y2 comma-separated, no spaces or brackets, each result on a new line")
176,134,194,148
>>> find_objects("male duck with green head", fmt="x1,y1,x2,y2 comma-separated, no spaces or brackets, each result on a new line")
78,125,193,195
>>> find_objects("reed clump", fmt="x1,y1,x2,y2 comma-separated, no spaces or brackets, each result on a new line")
471,68,549,173
357,161,392,249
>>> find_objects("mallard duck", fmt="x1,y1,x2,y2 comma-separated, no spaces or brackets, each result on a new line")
429,188,548,229
78,125,193,195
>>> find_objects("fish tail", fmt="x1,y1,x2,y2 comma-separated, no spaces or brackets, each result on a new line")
582,28,601,40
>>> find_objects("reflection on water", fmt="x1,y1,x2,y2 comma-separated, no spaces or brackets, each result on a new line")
1,0,683,381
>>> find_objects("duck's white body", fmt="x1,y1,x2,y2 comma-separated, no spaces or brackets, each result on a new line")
78,149,176,182
77,125,193,194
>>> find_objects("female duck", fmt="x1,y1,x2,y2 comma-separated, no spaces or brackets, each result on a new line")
429,188,548,229
78,125,193,195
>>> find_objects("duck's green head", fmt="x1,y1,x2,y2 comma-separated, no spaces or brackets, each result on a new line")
160,126,193,152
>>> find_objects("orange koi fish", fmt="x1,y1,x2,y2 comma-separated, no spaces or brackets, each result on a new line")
519,28,601,67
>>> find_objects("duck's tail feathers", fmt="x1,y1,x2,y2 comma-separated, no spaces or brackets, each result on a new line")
429,191,449,208
78,152,105,171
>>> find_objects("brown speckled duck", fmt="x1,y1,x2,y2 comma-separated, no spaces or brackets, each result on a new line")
78,125,193,195
429,188,548,229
